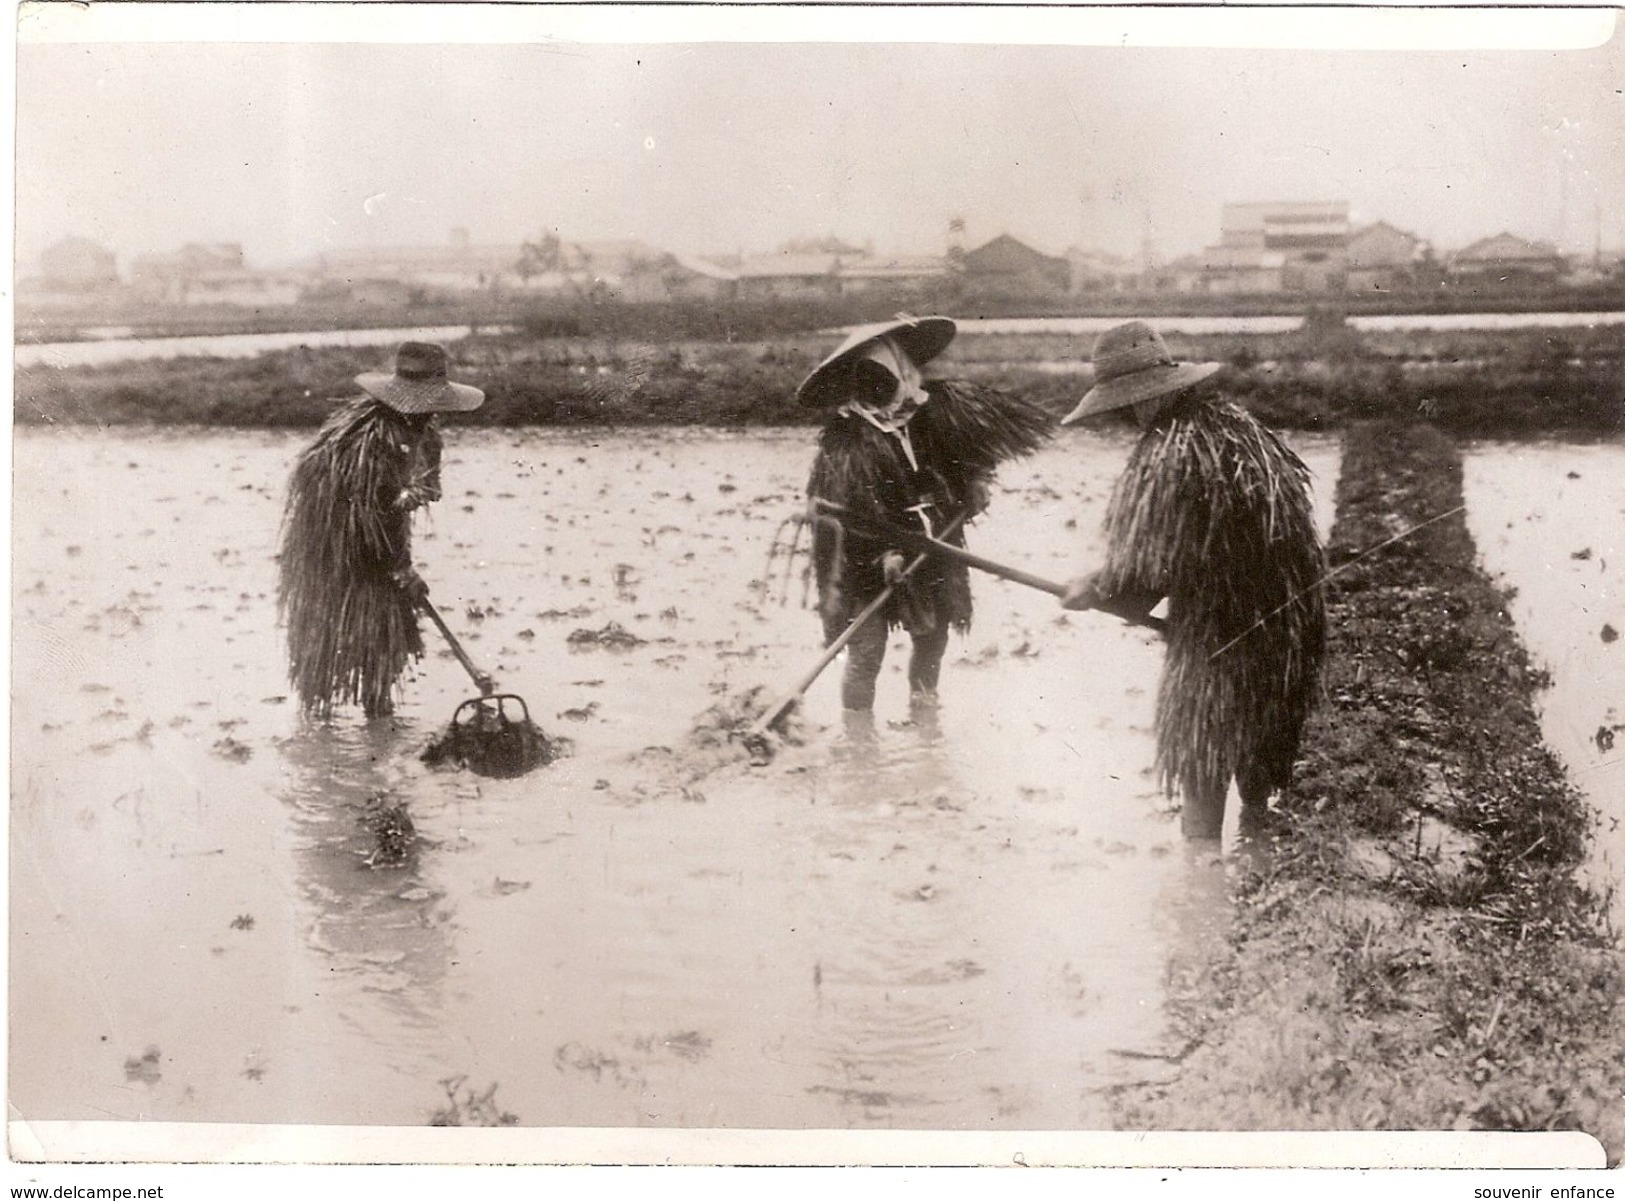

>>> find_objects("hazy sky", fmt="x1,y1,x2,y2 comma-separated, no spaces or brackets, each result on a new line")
13,5,1625,271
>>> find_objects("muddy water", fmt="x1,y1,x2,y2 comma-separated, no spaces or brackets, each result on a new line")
9,424,1339,1133
1461,442,1625,926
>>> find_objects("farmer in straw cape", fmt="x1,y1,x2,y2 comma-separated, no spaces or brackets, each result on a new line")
278,341,485,719
800,315,1054,711
1059,321,1326,839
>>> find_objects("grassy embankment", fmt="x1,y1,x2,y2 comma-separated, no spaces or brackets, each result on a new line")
13,307,1625,435
1113,420,1624,1159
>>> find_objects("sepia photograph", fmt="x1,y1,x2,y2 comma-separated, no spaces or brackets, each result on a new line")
7,1,1623,1184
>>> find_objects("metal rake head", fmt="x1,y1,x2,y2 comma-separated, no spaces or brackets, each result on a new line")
758,506,843,610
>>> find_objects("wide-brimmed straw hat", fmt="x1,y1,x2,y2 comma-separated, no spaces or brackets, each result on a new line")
1061,321,1220,425
795,314,958,408
356,341,485,414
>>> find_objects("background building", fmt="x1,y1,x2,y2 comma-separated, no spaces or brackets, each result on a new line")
1065,246,1138,295
1447,233,1566,287
619,253,740,303
835,254,950,298
38,236,120,291
1199,244,1286,294
1345,220,1430,292
961,234,1070,298
1202,201,1350,293
127,242,301,306
727,252,842,302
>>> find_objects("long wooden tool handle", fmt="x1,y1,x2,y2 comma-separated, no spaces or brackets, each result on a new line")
418,594,496,694
748,511,969,738
827,511,1167,633
901,534,1067,597
748,577,904,737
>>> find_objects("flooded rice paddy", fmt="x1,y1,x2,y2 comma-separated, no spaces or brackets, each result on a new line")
1462,442,1625,925
9,424,1337,1132
14,423,1621,1137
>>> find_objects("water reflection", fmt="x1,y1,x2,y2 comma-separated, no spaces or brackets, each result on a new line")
1165,842,1239,967
799,710,1001,1126
1086,841,1237,1098
275,717,454,1044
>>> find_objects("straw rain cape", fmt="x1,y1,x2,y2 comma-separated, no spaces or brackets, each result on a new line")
1098,397,1326,806
808,379,1054,638
277,397,442,718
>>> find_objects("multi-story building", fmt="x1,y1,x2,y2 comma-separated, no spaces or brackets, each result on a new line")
1202,201,1350,293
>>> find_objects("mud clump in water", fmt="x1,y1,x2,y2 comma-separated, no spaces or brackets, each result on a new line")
566,621,646,650
211,735,253,762
686,683,811,769
123,1045,162,1085
362,795,416,870
428,1075,519,1127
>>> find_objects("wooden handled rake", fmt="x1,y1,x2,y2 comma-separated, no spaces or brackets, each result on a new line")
741,508,970,751
807,499,1168,634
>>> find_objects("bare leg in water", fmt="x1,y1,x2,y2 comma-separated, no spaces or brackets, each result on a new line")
906,625,949,700
838,616,890,711
835,618,949,713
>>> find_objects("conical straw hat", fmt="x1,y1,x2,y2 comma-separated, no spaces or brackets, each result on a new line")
796,314,957,408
